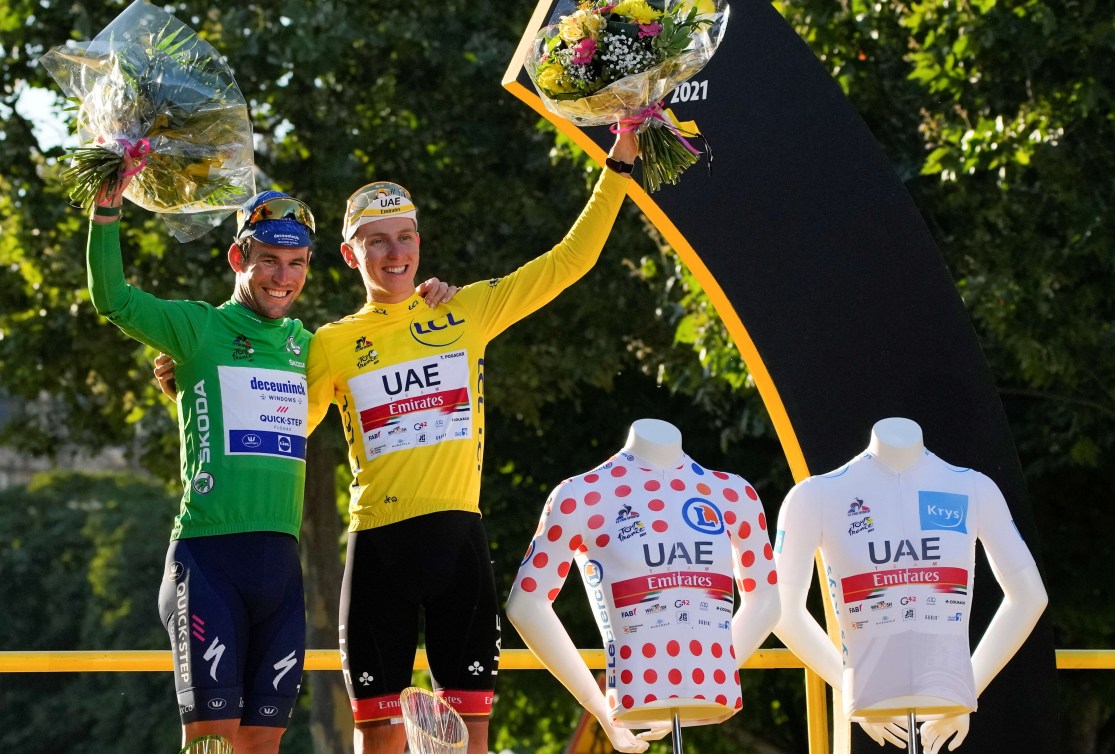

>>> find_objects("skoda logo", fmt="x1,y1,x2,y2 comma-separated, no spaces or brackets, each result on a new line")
192,471,215,495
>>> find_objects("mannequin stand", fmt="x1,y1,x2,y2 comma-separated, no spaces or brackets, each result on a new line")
907,711,917,754
671,708,683,754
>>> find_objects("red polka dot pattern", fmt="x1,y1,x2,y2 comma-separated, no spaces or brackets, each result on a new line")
509,455,776,721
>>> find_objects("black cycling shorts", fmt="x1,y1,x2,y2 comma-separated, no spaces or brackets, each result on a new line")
340,510,500,724
157,532,305,728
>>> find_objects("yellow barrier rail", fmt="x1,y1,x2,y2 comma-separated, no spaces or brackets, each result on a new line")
1,648,1111,673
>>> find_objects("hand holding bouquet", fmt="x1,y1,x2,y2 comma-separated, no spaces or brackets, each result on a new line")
41,0,254,242
527,0,729,193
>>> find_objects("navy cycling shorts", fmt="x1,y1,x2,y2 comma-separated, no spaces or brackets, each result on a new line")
340,511,500,724
157,532,305,728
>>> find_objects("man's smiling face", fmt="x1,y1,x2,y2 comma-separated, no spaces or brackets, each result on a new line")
230,240,310,320
341,217,420,304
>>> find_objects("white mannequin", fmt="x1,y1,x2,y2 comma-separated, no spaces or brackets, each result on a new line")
774,418,1048,753
506,419,780,752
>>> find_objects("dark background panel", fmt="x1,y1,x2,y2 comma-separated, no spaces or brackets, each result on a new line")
515,0,1058,750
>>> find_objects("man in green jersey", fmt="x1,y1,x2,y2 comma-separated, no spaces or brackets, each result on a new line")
88,159,452,753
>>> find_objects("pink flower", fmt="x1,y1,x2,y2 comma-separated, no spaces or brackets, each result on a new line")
638,22,663,38
572,37,596,65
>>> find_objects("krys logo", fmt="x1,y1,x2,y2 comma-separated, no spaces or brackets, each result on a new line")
681,498,724,535
919,491,968,534
411,312,466,347
583,560,604,587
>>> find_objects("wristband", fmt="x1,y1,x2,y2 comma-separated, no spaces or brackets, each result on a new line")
93,205,122,218
605,157,634,175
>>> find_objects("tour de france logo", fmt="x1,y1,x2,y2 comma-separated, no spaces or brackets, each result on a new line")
682,497,725,535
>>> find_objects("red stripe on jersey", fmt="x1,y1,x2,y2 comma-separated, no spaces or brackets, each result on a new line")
360,387,471,431
437,689,493,716
612,571,734,608
352,693,402,723
841,566,969,603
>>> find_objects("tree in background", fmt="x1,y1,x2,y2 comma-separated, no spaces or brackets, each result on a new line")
2,0,1112,751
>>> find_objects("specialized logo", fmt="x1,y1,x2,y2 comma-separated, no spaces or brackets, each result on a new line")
233,334,254,360
410,312,466,347
584,560,604,587
919,491,969,533
273,651,298,690
681,497,725,535
204,637,226,681
192,471,215,495
285,336,302,356
847,497,871,516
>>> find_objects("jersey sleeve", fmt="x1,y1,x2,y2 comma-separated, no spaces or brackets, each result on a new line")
305,332,334,436
974,473,1038,576
465,168,628,338
87,220,209,361
725,476,779,597
511,479,585,604
773,479,824,589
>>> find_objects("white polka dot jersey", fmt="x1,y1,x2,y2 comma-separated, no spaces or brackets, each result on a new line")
510,451,778,725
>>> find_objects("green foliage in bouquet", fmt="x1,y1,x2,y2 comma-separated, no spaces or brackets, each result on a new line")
58,22,247,211
42,0,254,240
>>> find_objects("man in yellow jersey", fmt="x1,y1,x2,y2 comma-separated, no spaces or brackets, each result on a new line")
305,128,639,754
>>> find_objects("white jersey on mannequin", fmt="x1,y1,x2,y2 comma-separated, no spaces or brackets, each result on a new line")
774,418,1047,753
506,420,779,751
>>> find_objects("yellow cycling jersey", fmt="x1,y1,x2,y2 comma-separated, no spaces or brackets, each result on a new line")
307,169,628,531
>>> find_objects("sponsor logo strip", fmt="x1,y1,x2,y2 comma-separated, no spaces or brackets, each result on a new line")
359,387,471,432
841,567,969,604
611,571,733,609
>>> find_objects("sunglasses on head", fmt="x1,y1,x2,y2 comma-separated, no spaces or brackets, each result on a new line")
237,197,316,237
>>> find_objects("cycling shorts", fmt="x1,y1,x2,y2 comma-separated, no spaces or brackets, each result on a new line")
340,511,500,724
157,532,305,728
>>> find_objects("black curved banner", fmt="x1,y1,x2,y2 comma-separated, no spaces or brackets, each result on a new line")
505,1,1058,751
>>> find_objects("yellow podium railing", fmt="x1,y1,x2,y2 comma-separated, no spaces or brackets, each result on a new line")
2,648,1111,753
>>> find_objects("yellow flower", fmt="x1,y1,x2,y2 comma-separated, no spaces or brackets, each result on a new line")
676,0,717,15
559,9,596,43
613,0,662,25
583,11,607,36
537,64,571,95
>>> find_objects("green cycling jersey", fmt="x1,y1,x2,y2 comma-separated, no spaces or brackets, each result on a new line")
87,221,316,540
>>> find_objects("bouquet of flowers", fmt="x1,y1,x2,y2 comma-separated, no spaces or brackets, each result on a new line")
527,0,729,193
40,0,254,242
